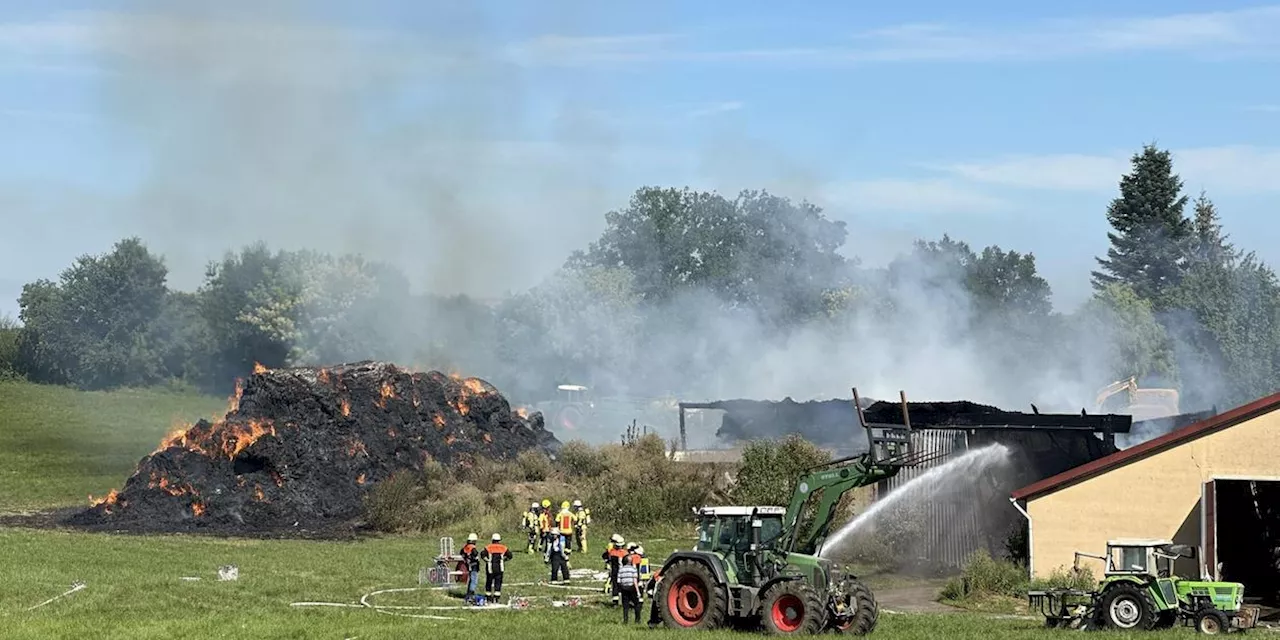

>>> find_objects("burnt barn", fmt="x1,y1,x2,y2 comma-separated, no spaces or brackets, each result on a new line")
1011,392,1280,606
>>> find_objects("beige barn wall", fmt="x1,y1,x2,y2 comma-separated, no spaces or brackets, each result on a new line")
1023,410,1280,579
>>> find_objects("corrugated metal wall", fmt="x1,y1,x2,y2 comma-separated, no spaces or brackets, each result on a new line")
877,429,983,570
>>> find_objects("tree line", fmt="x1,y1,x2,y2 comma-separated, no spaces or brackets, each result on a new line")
1,143,1276,412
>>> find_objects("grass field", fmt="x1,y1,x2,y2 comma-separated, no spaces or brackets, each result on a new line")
0,380,1201,638
0,380,225,511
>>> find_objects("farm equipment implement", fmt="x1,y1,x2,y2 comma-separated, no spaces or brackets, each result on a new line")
1029,539,1259,633
652,389,943,635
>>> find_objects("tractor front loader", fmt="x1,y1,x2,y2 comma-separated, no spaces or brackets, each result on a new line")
652,389,943,635
1029,539,1260,634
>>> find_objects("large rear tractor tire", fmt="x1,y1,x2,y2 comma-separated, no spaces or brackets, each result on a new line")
656,559,728,630
1099,583,1158,631
762,580,827,635
830,578,879,635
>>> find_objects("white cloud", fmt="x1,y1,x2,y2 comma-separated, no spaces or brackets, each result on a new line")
508,5,1280,66
821,178,1010,215
685,101,744,119
929,145,1280,194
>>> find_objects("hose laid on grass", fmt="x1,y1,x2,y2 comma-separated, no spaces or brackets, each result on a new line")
26,582,86,611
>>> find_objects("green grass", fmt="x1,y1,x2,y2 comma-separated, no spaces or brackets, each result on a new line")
0,526,1193,640
0,380,224,511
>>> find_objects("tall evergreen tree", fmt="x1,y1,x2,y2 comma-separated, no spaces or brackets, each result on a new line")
1091,144,1193,307
1188,190,1233,267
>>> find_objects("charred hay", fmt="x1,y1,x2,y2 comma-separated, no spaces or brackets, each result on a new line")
65,361,558,536
712,397,1002,447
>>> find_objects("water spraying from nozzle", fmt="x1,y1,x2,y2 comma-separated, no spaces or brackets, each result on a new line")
818,443,1012,558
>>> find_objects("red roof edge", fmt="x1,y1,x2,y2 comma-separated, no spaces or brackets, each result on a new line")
1011,391,1280,502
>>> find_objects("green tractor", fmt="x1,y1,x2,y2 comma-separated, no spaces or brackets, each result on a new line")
1029,539,1260,633
653,389,941,635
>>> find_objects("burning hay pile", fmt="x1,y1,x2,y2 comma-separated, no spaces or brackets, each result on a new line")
67,361,558,536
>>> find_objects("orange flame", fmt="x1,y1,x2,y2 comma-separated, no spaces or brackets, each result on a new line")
156,419,276,460
483,433,492,444
89,489,120,508
340,398,351,417
253,362,268,374
433,414,445,429
450,377,491,416
192,501,206,517
148,471,196,496
254,485,266,502
445,434,457,445
514,407,529,418
356,473,367,485
378,381,395,404
318,368,331,385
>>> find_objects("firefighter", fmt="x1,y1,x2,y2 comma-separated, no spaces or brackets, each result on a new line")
629,544,651,604
537,500,553,552
460,532,481,602
480,533,513,603
572,499,590,552
556,501,575,550
522,502,541,553
546,526,571,584
646,568,663,628
602,534,628,605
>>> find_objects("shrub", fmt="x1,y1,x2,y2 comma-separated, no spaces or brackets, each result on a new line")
940,549,1028,601
733,435,830,506
455,456,516,492
587,434,718,528
416,483,487,533
364,470,423,533
557,440,609,478
516,449,554,482
420,458,457,500
1031,565,1096,592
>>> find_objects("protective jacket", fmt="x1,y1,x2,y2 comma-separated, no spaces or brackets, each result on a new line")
556,508,575,532
461,542,480,572
481,543,512,573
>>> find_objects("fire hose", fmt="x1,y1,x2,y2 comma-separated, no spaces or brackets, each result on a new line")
290,579,606,620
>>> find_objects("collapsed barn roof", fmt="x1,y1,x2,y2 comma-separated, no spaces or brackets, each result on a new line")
682,396,1132,450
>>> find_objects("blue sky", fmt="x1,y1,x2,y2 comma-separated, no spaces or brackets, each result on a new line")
2,1,1279,318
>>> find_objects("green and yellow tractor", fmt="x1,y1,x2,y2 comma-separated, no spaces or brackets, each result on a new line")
651,389,941,635
1029,539,1260,634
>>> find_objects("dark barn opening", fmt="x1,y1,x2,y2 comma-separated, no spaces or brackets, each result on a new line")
1211,479,1280,607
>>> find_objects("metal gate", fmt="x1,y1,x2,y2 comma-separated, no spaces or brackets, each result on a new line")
877,429,982,570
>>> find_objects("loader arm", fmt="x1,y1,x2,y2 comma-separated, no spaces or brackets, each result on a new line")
782,453,901,556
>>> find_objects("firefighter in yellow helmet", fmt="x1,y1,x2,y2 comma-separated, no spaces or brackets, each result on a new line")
556,500,575,550
572,499,591,552
537,499,553,552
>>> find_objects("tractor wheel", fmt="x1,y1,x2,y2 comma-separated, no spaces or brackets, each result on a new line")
830,579,879,635
762,580,826,635
656,559,727,630
1195,608,1229,634
1099,583,1158,631
1155,609,1178,629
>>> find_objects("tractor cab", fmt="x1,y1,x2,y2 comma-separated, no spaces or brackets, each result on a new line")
694,506,786,586
1103,538,1192,579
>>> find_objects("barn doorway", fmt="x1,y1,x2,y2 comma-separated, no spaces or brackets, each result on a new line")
1204,479,1280,607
